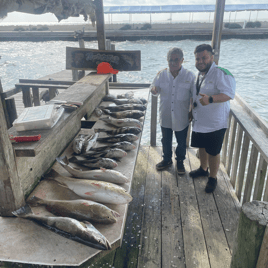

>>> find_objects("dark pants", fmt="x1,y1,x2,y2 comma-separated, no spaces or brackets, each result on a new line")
161,125,189,162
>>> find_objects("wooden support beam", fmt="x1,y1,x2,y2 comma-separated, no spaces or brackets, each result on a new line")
5,97,17,125
95,0,106,50
32,86,40,106
22,86,33,107
256,225,268,268
19,79,75,86
211,0,226,64
49,88,58,100
0,97,25,216
0,80,11,129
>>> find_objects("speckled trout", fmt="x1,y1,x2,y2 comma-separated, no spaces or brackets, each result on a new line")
12,204,111,250
28,196,120,224
56,156,129,184
48,171,132,204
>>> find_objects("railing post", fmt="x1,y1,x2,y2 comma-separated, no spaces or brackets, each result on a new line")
150,94,157,146
0,97,25,216
0,80,11,129
111,44,117,82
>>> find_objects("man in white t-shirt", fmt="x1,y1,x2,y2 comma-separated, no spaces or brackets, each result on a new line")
151,48,195,175
190,44,236,193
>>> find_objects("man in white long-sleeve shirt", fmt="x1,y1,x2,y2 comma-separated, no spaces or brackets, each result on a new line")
151,48,196,175
190,44,236,193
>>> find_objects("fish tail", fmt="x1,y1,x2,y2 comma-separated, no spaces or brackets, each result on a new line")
102,109,111,115
27,196,44,207
12,204,33,217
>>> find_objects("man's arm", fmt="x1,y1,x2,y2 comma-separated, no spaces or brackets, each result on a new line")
199,93,231,106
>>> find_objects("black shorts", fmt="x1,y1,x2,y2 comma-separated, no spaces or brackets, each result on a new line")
191,128,227,156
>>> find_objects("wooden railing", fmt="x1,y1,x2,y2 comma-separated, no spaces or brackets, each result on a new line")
222,94,268,204
150,93,268,203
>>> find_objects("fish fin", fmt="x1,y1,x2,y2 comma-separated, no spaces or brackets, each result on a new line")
100,167,106,172
69,156,78,163
12,204,33,217
112,210,121,218
45,168,62,178
103,109,111,114
56,155,69,166
27,196,44,207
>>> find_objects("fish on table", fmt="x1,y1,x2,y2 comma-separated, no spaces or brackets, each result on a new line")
100,116,143,129
56,156,129,184
46,170,133,205
112,98,143,105
28,196,120,224
12,204,111,250
90,141,136,152
102,109,145,119
73,132,98,155
81,148,127,160
95,126,142,136
97,133,139,143
69,156,118,169
99,103,147,112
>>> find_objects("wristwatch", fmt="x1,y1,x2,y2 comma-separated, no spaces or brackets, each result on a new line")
209,96,214,103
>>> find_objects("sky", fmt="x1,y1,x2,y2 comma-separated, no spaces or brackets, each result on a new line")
1,0,267,25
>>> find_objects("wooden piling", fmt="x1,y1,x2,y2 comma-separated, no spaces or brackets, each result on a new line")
0,98,25,216
95,0,106,50
231,201,268,268
211,0,226,65
5,97,17,124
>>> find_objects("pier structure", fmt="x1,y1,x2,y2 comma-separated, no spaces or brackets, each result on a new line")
0,0,268,267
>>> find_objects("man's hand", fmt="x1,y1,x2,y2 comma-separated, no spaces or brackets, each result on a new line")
199,93,210,106
151,86,160,96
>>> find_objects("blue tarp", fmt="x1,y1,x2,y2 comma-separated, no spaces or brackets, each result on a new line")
103,4,268,14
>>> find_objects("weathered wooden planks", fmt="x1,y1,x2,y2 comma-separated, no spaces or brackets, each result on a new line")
0,98,25,216
179,153,210,268
138,146,162,268
162,153,185,268
9,74,110,197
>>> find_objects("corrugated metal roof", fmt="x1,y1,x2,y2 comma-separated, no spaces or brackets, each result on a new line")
103,4,268,14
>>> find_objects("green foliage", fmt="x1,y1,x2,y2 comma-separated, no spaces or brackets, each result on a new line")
246,21,255,28
224,23,242,29
254,21,261,28
37,26,49,31
13,27,25,31
140,23,152,30
119,24,131,30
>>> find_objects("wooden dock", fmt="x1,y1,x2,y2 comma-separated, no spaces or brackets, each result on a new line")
0,145,240,268
1,27,268,41
71,145,241,268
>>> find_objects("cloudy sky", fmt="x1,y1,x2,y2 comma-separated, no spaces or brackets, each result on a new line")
1,0,267,24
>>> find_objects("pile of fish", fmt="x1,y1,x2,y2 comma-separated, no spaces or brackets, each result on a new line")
12,92,147,251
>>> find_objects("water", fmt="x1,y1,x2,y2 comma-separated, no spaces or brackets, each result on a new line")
1,38,268,145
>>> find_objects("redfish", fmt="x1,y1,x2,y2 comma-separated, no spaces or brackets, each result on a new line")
28,196,120,224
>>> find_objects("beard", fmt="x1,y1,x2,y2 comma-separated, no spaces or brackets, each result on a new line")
196,62,213,73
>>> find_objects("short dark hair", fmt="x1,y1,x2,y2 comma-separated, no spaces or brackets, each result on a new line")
194,44,214,55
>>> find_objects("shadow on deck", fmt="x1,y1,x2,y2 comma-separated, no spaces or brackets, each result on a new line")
88,145,241,268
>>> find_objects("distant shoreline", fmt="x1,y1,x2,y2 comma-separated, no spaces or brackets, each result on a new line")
0,21,267,32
